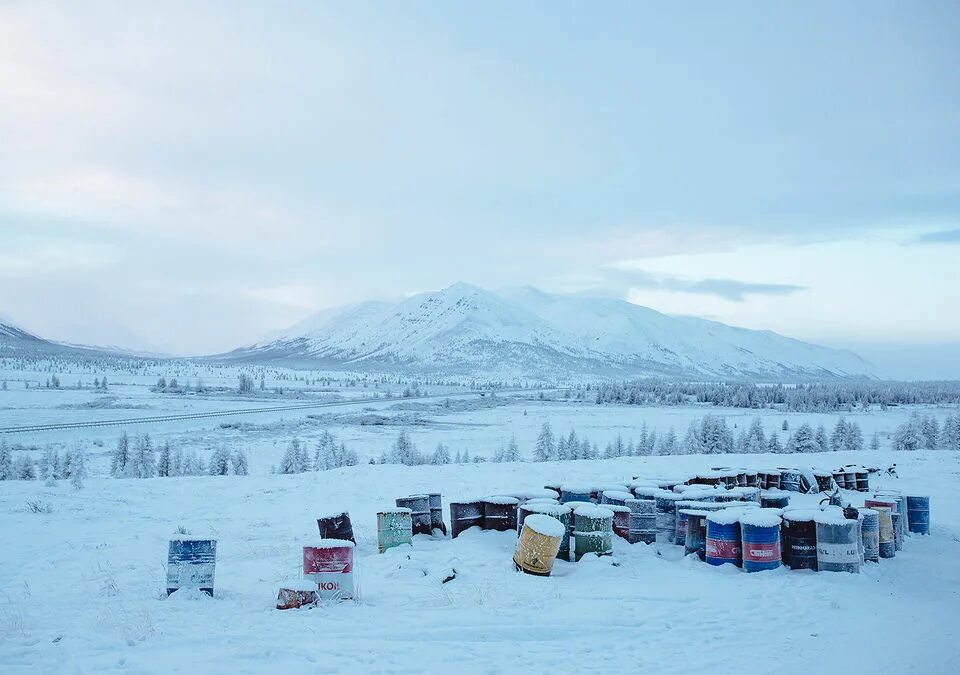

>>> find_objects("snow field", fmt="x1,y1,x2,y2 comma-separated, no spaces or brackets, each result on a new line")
0,449,957,673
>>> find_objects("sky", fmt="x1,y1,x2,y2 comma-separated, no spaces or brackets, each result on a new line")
0,2,958,377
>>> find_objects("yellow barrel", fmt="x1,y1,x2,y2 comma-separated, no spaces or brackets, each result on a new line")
513,514,565,576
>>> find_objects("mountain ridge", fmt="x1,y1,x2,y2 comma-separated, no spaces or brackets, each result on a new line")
225,283,873,380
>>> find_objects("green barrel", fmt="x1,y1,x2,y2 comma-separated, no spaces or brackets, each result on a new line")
377,508,413,553
572,505,614,560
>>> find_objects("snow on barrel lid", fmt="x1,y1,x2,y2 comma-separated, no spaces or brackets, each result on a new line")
602,490,633,501
525,497,559,505
603,504,631,513
629,479,657,489
653,489,686,501
678,509,710,518
814,507,853,525
594,483,627,492
738,508,783,528
782,508,823,522
526,503,568,517
483,495,519,505
313,538,356,549
631,487,661,497
169,535,216,542
526,489,561,500
560,484,592,493
523,514,566,538
383,506,413,513
563,501,594,510
706,508,748,525
574,504,614,519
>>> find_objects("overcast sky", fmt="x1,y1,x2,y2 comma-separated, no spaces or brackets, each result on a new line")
1,2,958,376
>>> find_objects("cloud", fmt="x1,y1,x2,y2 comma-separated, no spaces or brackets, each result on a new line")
606,268,806,302
908,228,960,245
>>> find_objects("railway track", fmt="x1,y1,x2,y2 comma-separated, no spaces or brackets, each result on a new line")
0,389,550,434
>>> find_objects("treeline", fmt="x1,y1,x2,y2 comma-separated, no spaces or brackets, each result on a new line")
275,431,359,473
110,432,248,478
892,412,960,451
0,439,88,488
591,379,960,412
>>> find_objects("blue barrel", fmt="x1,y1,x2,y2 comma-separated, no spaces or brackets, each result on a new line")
779,469,802,493
740,510,782,572
705,515,742,567
860,509,879,563
166,538,217,595
560,486,592,504
906,496,930,535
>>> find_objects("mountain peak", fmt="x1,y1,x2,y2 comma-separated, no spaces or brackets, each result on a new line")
232,283,873,379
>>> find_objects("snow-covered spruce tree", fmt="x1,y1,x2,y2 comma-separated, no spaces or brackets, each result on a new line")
681,422,701,455
814,425,829,453
786,424,820,454
656,428,678,456
157,442,172,477
892,415,923,451
504,435,521,462
870,432,881,451
314,431,337,471
745,417,766,453
209,447,231,476
181,449,204,475
941,414,960,451
430,443,450,466
533,422,554,462
70,447,87,490
15,454,36,480
278,440,298,474
920,416,940,450
0,440,12,480
171,447,183,476
60,450,73,479
111,432,130,477
767,432,784,454
389,430,421,466
646,430,658,456
565,430,578,460
39,446,56,481
231,449,249,475
126,434,156,478
782,420,789,431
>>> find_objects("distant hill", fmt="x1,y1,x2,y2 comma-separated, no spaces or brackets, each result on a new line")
222,283,874,380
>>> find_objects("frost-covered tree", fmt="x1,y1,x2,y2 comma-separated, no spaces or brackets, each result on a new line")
157,442,172,477
941,414,960,451
181,450,205,476
786,424,819,454
533,422,555,462
681,424,700,455
0,440,12,480
744,418,766,454
231,449,249,475
656,427,678,456
565,430,579,460
278,440,300,474
70,447,87,489
892,415,923,452
461,449,470,463
209,446,231,475
814,425,829,453
782,420,789,431
504,435,521,462
389,431,421,466
920,416,940,450
238,373,255,394
171,447,183,477
767,432,783,454
646,430,657,456
126,434,156,478
39,446,57,481
431,442,451,465
15,454,37,480
831,418,864,453
870,432,881,451
111,432,130,477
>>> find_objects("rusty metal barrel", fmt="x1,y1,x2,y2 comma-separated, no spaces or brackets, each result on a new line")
483,496,519,531
317,511,356,543
449,501,483,538
513,514,565,576
396,495,432,535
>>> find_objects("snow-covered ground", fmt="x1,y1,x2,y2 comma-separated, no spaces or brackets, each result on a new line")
0,450,957,673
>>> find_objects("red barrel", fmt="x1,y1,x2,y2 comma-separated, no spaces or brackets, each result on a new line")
303,540,355,601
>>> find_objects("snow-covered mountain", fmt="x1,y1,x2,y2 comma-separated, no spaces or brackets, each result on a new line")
227,283,874,380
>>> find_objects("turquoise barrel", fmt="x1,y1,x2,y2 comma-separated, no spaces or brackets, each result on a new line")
560,485,592,504
377,508,413,552
906,496,930,535
683,510,709,560
600,490,633,506
654,491,684,546
816,511,861,573
572,505,613,560
860,508,880,563
740,509,782,572
705,512,742,567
